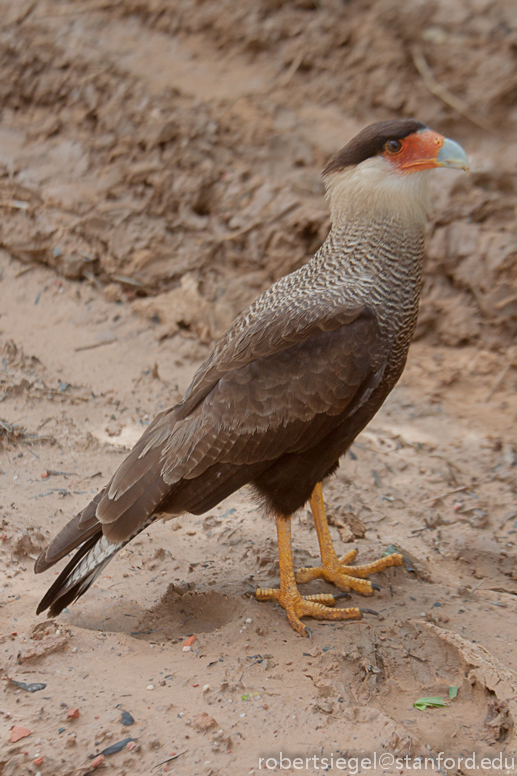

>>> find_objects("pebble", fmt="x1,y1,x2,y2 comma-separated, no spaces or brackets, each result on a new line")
147,684,154,690
100,737,136,756
182,635,197,652
10,726,31,743
9,680,46,693
121,711,134,726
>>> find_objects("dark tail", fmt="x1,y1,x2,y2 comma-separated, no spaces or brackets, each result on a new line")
35,490,127,617
35,467,168,616
36,532,121,616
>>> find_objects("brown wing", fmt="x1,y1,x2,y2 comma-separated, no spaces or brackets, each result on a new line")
177,294,369,417
37,300,388,564
93,305,388,541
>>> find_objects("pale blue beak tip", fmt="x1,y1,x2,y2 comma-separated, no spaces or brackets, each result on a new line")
436,137,469,172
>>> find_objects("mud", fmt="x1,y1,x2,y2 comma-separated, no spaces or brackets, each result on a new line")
0,0,516,346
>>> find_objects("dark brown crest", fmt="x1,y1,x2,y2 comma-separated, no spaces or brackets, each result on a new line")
323,119,428,176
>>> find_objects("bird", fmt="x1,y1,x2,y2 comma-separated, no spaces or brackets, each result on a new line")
35,119,469,636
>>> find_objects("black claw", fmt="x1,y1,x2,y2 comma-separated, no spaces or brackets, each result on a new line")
333,592,351,600
360,608,379,616
304,626,313,640
402,555,416,572
245,589,258,597
371,583,382,591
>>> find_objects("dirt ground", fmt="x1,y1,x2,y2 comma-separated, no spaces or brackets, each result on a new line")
1,1,517,774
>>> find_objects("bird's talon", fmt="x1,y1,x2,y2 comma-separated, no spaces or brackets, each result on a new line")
256,577,363,634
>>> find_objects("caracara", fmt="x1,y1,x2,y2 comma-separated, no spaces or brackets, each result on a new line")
35,119,469,635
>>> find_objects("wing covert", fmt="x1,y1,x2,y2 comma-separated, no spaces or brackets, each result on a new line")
95,303,389,534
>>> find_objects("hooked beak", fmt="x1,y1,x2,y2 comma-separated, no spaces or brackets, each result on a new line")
395,130,470,175
435,137,469,172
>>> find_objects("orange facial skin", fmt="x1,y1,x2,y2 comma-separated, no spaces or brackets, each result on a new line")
380,130,446,174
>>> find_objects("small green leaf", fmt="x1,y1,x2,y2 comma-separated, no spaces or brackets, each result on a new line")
241,692,260,702
413,696,448,711
382,544,399,557
449,686,458,699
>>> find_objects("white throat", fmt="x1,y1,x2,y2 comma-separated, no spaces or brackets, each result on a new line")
324,156,432,228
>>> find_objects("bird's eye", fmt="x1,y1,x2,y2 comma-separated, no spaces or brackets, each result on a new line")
385,139,402,154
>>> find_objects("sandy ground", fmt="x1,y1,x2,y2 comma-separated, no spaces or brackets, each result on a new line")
1,1,517,775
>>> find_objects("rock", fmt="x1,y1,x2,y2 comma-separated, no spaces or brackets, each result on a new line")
193,712,217,732
328,508,367,538
182,634,196,651
7,678,47,693
12,530,46,557
337,525,354,543
100,737,137,755
121,711,134,726
18,630,70,663
10,725,31,743
313,701,334,714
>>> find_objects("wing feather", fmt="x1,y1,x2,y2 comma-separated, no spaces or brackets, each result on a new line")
44,303,388,553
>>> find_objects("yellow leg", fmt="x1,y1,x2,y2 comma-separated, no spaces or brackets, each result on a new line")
255,514,362,636
296,483,403,594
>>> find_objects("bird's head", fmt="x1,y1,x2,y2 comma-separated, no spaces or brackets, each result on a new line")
323,119,469,226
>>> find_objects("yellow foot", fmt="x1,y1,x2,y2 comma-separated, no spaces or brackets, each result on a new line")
295,548,404,595
255,586,361,636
